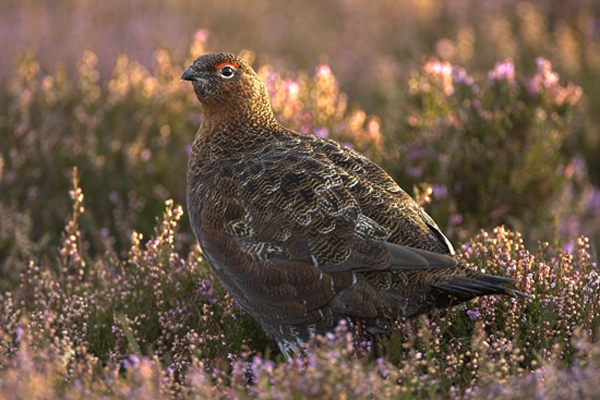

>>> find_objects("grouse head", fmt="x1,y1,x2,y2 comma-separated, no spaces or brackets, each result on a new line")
181,53,275,122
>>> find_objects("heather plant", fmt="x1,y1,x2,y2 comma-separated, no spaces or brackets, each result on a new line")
1,176,600,398
1,14,599,399
3,0,600,184
1,168,270,381
382,58,588,245
2,37,595,281
0,49,197,261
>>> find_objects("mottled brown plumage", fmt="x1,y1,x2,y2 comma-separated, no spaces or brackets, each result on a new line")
181,53,527,356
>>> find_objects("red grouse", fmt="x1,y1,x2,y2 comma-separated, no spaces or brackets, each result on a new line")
181,53,527,356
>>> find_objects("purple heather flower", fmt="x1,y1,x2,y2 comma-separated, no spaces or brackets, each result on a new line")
376,358,389,378
123,355,141,371
562,155,587,180
409,148,424,160
251,356,275,379
424,59,454,95
536,57,549,71
193,29,209,43
526,76,542,96
527,57,558,90
140,148,151,162
199,279,216,304
313,127,329,138
563,240,575,254
586,188,600,213
449,214,463,225
265,72,279,87
432,184,448,200
487,59,515,83
466,309,481,320
452,66,474,86
129,354,140,369
406,167,422,178
360,340,373,353
16,326,24,342
283,79,299,97
231,360,247,381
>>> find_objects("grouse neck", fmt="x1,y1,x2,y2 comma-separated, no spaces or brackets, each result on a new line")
200,97,281,135
197,106,284,150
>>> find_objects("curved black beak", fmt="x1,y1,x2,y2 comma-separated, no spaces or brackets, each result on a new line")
180,67,205,83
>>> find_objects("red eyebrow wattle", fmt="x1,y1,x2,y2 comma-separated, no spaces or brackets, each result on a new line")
216,61,238,70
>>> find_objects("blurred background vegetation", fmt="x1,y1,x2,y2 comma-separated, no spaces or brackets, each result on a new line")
2,0,599,269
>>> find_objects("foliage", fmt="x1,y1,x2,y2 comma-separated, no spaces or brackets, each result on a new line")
0,174,599,398
1,41,595,277
384,58,589,244
0,49,197,265
2,2,600,396
3,0,600,183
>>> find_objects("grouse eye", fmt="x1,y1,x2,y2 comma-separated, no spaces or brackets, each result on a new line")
219,65,236,79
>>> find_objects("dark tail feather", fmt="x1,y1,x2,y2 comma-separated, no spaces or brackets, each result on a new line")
431,274,531,304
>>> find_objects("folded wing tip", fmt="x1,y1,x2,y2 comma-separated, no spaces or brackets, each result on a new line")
384,242,457,270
